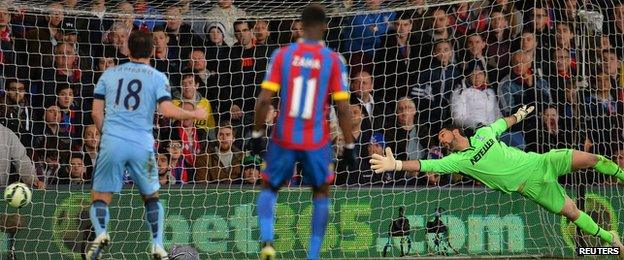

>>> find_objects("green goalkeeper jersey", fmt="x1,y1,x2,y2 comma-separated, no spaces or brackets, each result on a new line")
419,118,545,194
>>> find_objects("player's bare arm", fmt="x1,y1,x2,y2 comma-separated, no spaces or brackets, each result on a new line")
253,88,277,133
92,98,105,133
334,99,354,144
158,100,207,121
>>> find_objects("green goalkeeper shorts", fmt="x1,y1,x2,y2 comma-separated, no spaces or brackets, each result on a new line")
520,149,574,214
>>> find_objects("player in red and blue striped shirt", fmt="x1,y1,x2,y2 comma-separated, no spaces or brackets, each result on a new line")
252,5,356,260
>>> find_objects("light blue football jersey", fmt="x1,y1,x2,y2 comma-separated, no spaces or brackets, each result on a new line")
94,61,171,150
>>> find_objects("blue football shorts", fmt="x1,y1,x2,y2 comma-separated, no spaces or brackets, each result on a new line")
92,135,159,195
261,141,334,188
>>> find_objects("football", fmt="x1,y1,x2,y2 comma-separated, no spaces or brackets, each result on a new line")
4,182,32,208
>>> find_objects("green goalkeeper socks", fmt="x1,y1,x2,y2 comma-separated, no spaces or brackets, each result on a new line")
573,211,613,244
594,155,624,181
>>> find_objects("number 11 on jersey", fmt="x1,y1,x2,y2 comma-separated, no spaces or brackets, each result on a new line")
289,76,317,119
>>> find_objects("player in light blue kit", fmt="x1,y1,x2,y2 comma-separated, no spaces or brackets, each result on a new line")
86,31,207,260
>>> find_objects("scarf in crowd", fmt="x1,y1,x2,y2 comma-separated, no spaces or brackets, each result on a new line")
0,27,10,42
0,27,10,63
60,109,75,135
178,127,199,165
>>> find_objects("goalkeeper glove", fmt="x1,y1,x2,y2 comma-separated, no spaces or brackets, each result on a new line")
370,147,403,173
512,105,535,123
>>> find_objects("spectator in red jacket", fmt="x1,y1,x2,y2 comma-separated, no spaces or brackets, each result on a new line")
450,3,487,35
170,102,207,166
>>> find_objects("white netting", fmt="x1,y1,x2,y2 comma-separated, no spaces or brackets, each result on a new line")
10,0,477,18
0,0,623,259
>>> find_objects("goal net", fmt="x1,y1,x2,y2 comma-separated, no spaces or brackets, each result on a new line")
0,0,623,258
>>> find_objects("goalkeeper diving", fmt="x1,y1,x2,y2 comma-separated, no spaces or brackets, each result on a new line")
370,105,624,255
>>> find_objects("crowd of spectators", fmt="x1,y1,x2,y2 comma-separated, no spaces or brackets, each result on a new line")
2,0,624,188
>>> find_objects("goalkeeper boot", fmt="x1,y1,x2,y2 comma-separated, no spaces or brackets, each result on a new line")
152,244,169,260
86,232,110,260
260,242,276,260
610,231,624,260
